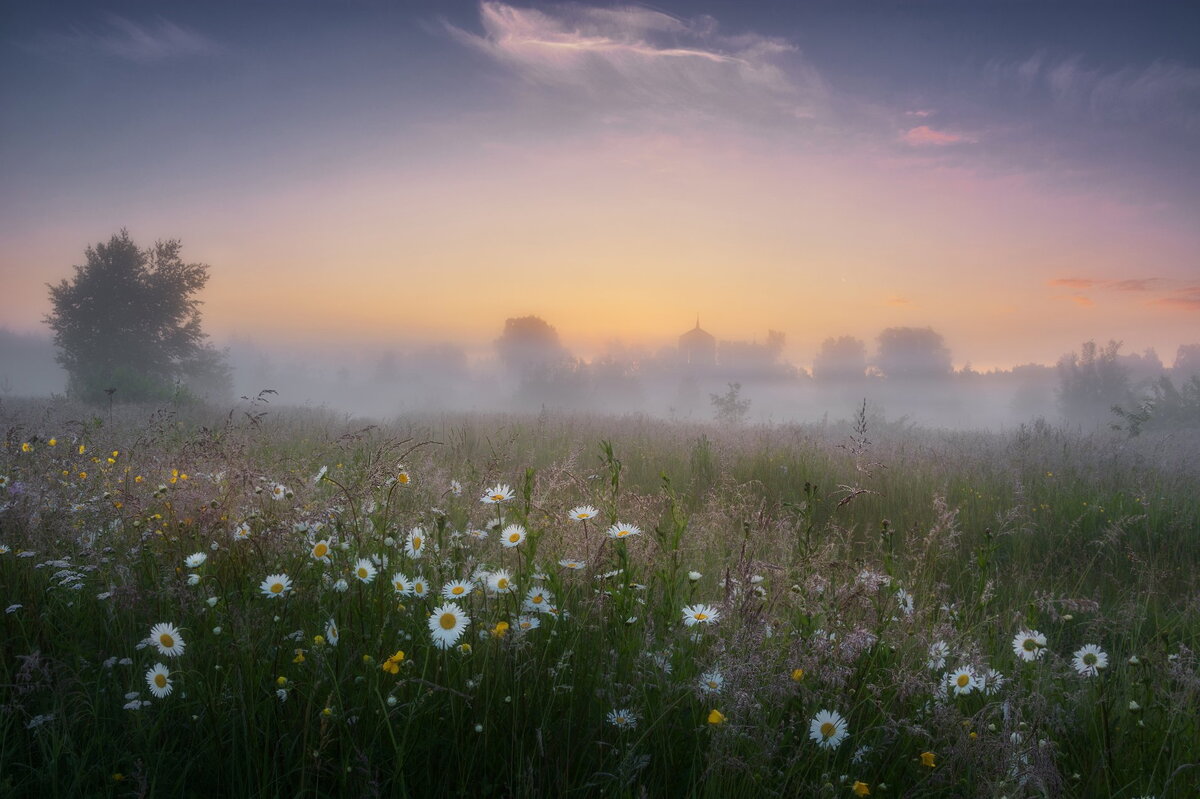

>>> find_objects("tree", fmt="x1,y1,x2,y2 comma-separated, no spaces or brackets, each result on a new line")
710,382,751,425
46,229,228,403
495,316,567,375
1056,340,1130,425
812,335,867,382
874,327,952,380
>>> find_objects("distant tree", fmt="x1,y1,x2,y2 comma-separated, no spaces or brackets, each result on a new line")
710,382,751,425
46,230,229,403
812,335,867,382
874,327,952,380
1112,374,1200,435
495,316,567,375
1056,340,1130,425
1174,344,1200,379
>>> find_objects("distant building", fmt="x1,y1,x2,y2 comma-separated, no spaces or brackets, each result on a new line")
679,318,716,368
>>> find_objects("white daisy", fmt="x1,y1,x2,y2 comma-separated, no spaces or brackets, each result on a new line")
523,586,554,612
428,603,470,649
682,604,720,626
927,640,950,670
1012,629,1047,662
515,614,540,632
481,484,514,504
947,666,979,695
809,709,849,749
982,667,1005,695
232,522,251,541
325,618,339,646
392,573,414,595
441,579,474,600
411,575,429,597
270,483,288,501
558,558,586,570
1072,644,1108,677
500,524,527,548
405,527,427,559
309,540,332,562
487,569,516,594
353,558,377,584
184,552,207,569
149,622,185,657
568,505,599,521
606,522,641,539
698,669,724,695
607,708,638,729
145,663,172,698
450,479,463,496
260,573,292,598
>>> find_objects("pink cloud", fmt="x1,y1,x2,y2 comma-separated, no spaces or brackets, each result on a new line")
901,125,973,146
1048,277,1099,289
1068,295,1094,307
1151,286,1200,311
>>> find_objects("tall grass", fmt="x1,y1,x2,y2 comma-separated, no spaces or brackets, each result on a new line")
1,396,1197,797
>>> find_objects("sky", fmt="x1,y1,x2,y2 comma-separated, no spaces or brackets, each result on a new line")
2,0,1198,371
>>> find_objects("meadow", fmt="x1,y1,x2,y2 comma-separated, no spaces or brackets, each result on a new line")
1,395,1197,797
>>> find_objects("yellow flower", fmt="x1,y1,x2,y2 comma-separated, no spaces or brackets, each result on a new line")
112,773,125,783
381,650,405,674
920,751,936,768
852,781,870,797
135,475,143,483
276,676,288,687
362,654,375,666
21,442,32,453
313,635,326,646
791,668,805,682
707,709,726,725
78,472,87,480
397,471,410,484
491,621,510,639
48,438,57,446
292,649,306,664
968,732,978,740
78,444,86,454
321,707,333,717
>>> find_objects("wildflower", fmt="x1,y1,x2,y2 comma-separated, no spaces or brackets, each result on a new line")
48,437,57,446
392,573,414,595
21,442,32,453
688,570,702,582
682,604,720,626
292,649,305,663
852,781,870,796
505,612,536,632
187,573,201,586
809,709,849,749
559,558,585,570
260,573,293,598
522,586,552,612
333,578,349,592
405,527,426,559
606,522,641,539
1012,629,1047,662
5,603,22,614
897,588,915,616
568,505,598,521
185,552,207,569
927,640,949,670
791,668,805,682
381,650,405,674
487,569,516,594
948,666,979,696
497,524,526,548
313,465,328,484
276,689,288,702
441,579,474,600
353,558,377,584
232,522,251,541
150,622,185,657
707,709,726,725
145,664,172,698
1072,644,1108,677
699,669,724,694
982,667,1005,695
1128,700,1141,711
310,540,331,562
411,576,429,597
396,469,410,485
270,483,288,501
607,708,638,729
481,484,514,504
429,603,470,649
450,479,463,496
920,751,936,768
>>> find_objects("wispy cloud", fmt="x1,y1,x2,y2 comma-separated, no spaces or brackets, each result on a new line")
1111,278,1161,292
447,2,822,122
1050,277,1198,311
1151,286,1200,311
1068,295,1094,308
30,15,218,63
1048,277,1099,289
901,125,974,147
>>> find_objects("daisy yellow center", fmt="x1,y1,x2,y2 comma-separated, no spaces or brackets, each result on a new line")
154,674,167,688
492,494,503,501
695,612,708,621
617,530,629,537
509,533,520,543
520,621,531,629
532,595,543,603
577,513,587,519
271,582,284,593
706,680,718,689
1083,653,1097,665
451,586,465,595
439,612,457,630
358,568,368,578
415,583,424,593
398,474,409,483
1023,639,1037,651
820,722,836,738
313,544,327,557
395,582,405,590
497,579,509,589
956,674,970,688
413,537,422,549
159,633,175,648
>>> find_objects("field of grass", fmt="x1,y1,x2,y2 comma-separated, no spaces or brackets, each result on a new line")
2,396,1198,797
